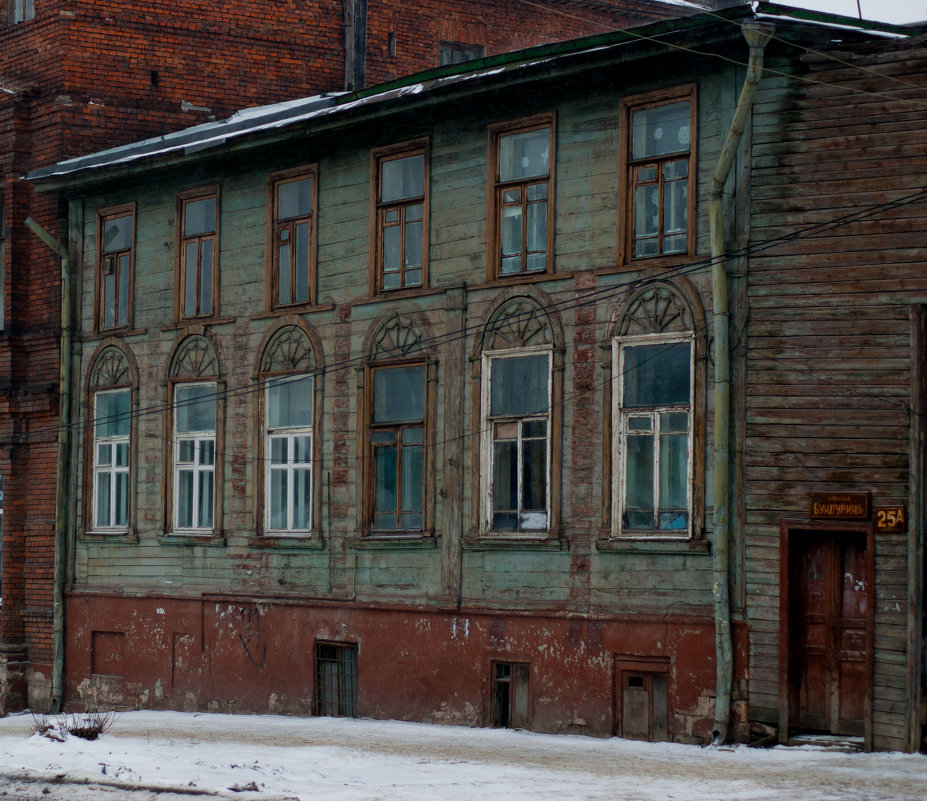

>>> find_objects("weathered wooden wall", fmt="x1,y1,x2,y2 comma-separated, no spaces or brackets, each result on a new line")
745,38,927,751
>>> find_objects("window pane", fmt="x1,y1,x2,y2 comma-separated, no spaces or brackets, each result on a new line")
97,443,112,466
492,439,518,513
526,200,546,253
381,154,424,202
295,467,312,529
294,434,312,463
404,220,422,268
96,390,131,437
294,222,310,303
373,365,425,423
375,445,398,526
199,239,213,315
270,437,287,464
631,101,690,159
103,215,132,253
660,431,689,512
270,468,287,529
625,433,654,513
178,439,195,463
198,470,214,528
622,343,690,408
267,376,313,429
522,437,547,512
103,272,115,329
277,178,312,220
499,129,549,182
117,254,130,325
277,240,292,304
115,442,129,467
96,472,111,527
490,354,549,416
177,469,194,528
199,439,215,466
115,472,128,527
184,197,216,236
401,443,423,516
383,224,401,274
176,384,217,433
184,242,198,316
501,205,522,257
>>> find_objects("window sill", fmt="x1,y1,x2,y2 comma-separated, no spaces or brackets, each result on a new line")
595,536,710,554
598,252,696,277
158,531,227,546
248,534,325,550
469,270,573,292
347,533,438,550
354,285,446,306
84,327,148,341
80,528,139,543
250,303,336,321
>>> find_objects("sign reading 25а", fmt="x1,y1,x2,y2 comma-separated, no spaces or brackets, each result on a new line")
874,506,906,533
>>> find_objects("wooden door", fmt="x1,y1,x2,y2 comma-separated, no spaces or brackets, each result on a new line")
792,532,868,736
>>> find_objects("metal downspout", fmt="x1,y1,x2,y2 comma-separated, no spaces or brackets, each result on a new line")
710,21,774,745
25,217,71,713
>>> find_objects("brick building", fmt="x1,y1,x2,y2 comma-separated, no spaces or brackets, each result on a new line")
0,0,711,713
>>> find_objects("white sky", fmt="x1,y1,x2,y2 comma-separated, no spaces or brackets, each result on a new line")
1,711,927,801
778,1,926,23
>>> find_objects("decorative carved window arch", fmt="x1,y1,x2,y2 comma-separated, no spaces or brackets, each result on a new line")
256,322,324,537
473,293,564,540
604,281,706,540
85,342,138,538
359,312,436,537
166,333,224,537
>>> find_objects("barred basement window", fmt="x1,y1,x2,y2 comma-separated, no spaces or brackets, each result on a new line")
491,662,529,729
316,642,357,717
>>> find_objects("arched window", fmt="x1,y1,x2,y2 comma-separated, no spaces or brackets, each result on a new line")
87,344,137,534
168,335,222,534
476,294,563,537
258,323,322,536
610,283,704,539
361,313,435,536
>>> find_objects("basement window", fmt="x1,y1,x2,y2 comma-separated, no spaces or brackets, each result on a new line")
316,642,357,717
616,657,669,742
491,662,529,728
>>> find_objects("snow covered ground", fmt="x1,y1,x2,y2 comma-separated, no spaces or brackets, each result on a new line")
0,711,925,801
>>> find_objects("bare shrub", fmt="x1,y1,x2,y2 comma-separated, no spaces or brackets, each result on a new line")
30,709,119,742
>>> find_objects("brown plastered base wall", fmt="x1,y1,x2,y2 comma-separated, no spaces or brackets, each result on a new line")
65,592,747,743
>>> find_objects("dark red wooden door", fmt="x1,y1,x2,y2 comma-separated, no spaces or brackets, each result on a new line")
794,533,868,736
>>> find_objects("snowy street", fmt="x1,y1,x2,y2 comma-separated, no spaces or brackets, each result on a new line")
0,711,925,800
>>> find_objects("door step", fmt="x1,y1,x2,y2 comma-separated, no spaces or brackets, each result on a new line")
786,733,864,752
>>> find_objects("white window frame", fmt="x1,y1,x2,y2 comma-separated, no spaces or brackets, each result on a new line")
92,388,131,531
264,374,313,535
173,381,217,533
612,333,693,539
480,346,552,536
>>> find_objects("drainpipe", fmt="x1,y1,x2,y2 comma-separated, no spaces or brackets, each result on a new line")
25,216,71,714
710,21,774,746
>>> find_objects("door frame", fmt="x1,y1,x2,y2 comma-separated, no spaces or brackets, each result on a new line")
778,518,874,750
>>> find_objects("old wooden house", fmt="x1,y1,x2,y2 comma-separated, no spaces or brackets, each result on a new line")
0,0,692,715
26,3,926,750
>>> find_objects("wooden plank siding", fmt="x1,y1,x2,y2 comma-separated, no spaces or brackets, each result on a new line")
744,41,927,751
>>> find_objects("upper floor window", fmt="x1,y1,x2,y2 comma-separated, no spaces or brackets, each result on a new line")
372,141,428,294
613,334,692,537
93,388,131,530
489,115,554,279
265,374,314,533
96,204,135,331
622,86,696,262
10,0,33,23
177,187,219,319
482,349,551,533
270,167,317,308
440,41,484,65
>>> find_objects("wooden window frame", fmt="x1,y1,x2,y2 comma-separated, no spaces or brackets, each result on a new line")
369,139,430,296
486,113,555,282
315,641,358,717
168,379,223,536
480,346,555,537
175,186,220,322
611,332,694,539
259,372,321,537
95,203,136,332
618,85,697,267
266,165,318,311
490,660,530,729
361,359,435,536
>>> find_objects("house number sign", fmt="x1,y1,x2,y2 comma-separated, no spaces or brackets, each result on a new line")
809,492,870,520
874,506,906,532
